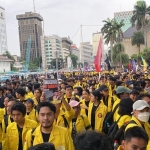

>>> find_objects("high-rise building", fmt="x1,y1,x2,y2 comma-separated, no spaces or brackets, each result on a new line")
114,11,133,32
0,6,8,55
16,12,43,61
41,35,62,69
79,42,93,66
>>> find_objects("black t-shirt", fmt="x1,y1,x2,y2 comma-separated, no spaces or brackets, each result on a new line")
103,96,108,107
26,112,30,115
41,132,50,143
91,103,99,130
17,125,23,150
85,101,90,116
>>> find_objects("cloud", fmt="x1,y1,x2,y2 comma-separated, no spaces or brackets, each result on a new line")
0,0,150,55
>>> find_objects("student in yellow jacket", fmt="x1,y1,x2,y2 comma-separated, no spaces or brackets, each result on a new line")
80,89,91,116
2,99,18,150
125,100,150,150
88,90,107,132
4,102,38,150
118,126,149,150
51,94,75,129
24,102,74,150
115,98,133,128
69,100,91,136
112,86,131,122
24,98,38,122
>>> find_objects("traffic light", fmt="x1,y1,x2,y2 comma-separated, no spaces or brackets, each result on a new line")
58,59,62,70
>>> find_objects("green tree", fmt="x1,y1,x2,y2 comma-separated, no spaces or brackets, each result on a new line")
116,53,129,65
70,54,78,67
112,43,125,64
3,51,16,71
131,31,144,53
141,47,150,65
101,18,116,63
131,1,150,47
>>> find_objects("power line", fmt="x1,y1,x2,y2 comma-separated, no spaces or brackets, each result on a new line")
71,26,81,40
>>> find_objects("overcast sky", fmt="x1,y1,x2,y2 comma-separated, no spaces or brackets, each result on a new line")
1,0,150,56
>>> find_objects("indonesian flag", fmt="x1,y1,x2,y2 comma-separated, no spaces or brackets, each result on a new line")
94,38,102,72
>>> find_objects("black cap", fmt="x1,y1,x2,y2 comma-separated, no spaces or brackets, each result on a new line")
97,85,108,92
109,76,116,82
130,89,139,95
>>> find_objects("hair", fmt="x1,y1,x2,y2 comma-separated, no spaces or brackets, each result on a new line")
8,98,19,103
11,102,26,116
16,88,26,97
74,87,83,96
12,81,17,86
116,93,124,99
83,89,90,94
3,86,7,90
37,102,56,114
27,85,32,91
34,88,42,95
0,87,4,93
124,126,149,144
34,83,40,90
118,98,133,116
4,95,13,100
7,88,13,93
140,81,146,89
74,130,113,150
136,94,150,101
91,90,102,101
28,143,55,150
65,85,73,90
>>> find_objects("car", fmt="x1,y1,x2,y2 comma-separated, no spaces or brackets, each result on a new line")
0,76,10,82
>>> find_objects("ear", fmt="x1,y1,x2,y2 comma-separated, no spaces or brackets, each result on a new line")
122,140,126,149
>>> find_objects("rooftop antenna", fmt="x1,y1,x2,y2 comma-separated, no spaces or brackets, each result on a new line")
33,0,36,12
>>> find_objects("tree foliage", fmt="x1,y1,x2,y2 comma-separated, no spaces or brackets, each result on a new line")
3,51,15,62
70,54,78,68
131,31,144,53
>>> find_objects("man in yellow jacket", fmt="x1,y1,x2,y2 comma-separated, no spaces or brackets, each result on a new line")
4,102,38,150
118,126,148,150
24,102,74,150
125,100,150,150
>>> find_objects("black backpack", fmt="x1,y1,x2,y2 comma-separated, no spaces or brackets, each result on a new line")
114,120,136,145
107,115,122,140
102,103,119,134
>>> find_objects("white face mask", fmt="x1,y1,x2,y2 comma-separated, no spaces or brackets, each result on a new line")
137,112,150,122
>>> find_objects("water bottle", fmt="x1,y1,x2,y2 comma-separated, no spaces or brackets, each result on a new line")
114,140,119,150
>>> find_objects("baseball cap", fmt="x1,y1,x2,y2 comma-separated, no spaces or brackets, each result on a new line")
126,81,132,86
130,89,139,95
133,100,149,111
97,85,108,92
116,86,131,94
25,98,34,105
69,100,80,107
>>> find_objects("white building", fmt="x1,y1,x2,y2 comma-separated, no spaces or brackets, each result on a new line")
79,42,94,66
0,6,8,55
41,35,62,69
62,48,70,60
0,55,13,72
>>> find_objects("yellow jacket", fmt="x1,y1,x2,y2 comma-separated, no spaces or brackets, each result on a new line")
108,85,116,97
101,95,113,112
80,99,91,116
88,100,108,132
32,97,39,106
5,118,38,150
23,125,75,150
117,146,123,150
2,115,14,150
25,108,38,122
0,108,6,142
115,115,131,128
112,97,120,122
125,116,150,150
54,107,75,128
25,92,34,99
69,114,91,134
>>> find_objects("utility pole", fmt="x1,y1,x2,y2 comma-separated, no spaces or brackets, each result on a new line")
33,0,36,13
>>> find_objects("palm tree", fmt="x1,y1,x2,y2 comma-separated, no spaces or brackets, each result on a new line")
101,18,116,64
116,53,129,65
131,31,144,53
131,1,150,47
112,43,126,65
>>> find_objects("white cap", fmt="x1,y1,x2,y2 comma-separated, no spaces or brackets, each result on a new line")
133,100,149,111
